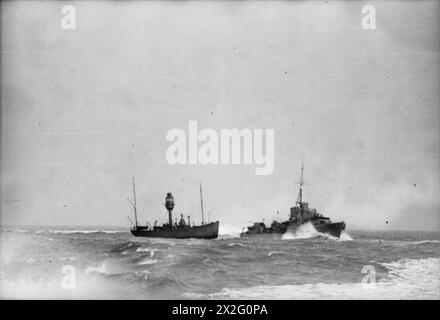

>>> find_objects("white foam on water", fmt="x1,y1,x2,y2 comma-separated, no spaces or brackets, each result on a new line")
0,267,115,299
58,256,76,261
151,239,176,246
228,242,246,248
137,258,158,265
281,222,352,241
0,227,30,233
268,251,287,257
189,258,440,300
339,231,353,241
134,270,151,280
99,230,123,234
36,229,96,234
84,262,107,275
10,229,29,233
281,222,321,240
407,240,440,245
219,225,243,237
36,229,123,234
135,247,157,253
217,234,240,240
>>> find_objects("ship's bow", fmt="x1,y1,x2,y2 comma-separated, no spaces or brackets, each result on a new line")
315,222,346,238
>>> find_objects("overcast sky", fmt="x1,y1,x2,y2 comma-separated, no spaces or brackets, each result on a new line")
1,0,439,231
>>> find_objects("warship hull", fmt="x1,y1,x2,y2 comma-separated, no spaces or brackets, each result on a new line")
131,221,219,239
288,222,346,238
313,222,345,238
240,222,345,239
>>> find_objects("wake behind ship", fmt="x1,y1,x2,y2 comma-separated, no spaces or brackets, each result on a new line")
241,165,346,239
128,179,219,239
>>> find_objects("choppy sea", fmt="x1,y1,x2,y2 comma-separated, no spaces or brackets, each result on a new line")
1,224,439,299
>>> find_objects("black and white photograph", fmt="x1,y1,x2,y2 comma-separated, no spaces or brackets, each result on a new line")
0,0,439,302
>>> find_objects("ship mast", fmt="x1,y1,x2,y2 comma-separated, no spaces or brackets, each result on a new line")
296,163,304,207
132,177,138,228
199,183,205,225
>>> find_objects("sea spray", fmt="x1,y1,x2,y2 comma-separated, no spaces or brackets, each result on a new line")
340,231,353,241
218,224,243,237
281,222,321,240
280,222,352,241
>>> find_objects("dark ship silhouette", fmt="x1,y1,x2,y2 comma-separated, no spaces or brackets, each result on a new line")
240,165,346,239
129,178,219,239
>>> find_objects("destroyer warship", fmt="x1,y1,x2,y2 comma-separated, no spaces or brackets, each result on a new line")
240,165,346,239
128,178,219,239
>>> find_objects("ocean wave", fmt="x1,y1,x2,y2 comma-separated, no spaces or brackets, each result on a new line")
281,222,324,240
228,242,246,248
407,240,440,245
137,258,158,265
58,256,76,262
110,242,139,254
36,229,124,234
84,262,107,275
267,251,287,257
187,258,440,300
136,247,154,253
369,239,440,247
135,248,159,259
134,270,151,280
216,234,240,240
0,228,30,233
151,239,176,246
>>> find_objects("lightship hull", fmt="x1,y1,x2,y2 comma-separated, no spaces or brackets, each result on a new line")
131,221,219,239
